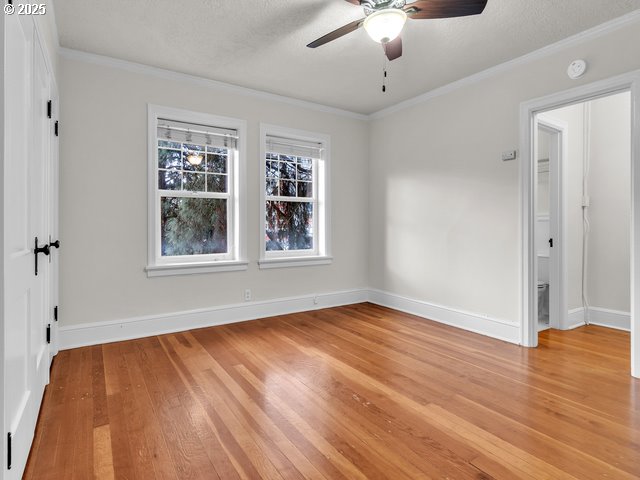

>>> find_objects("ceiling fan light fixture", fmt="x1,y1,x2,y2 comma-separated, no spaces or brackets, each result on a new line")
363,8,407,44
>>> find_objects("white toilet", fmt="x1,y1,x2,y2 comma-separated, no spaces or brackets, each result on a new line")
538,281,549,318
538,255,550,324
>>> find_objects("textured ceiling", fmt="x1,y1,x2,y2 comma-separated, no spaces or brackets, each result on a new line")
53,0,640,114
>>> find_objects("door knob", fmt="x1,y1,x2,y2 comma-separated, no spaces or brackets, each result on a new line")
34,237,49,276
49,239,60,249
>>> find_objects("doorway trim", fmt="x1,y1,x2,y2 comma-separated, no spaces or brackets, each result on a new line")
520,69,640,378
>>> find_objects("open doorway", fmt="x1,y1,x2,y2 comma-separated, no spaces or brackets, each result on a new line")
535,92,631,336
520,71,640,378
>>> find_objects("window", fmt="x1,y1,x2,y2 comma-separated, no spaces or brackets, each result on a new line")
259,124,331,268
147,105,246,276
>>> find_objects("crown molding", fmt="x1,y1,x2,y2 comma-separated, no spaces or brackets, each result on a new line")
370,9,640,119
58,47,369,121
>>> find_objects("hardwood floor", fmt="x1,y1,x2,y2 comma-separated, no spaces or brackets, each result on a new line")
24,303,640,479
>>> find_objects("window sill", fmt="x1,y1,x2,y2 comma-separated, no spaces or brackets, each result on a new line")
146,260,248,277
258,256,333,270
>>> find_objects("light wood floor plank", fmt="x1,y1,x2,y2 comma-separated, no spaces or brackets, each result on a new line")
25,303,640,479
93,424,115,480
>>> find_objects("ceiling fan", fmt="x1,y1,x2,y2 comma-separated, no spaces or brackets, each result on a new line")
307,0,488,61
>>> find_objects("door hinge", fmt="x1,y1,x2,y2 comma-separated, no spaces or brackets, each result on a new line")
47,100,52,119
54,121,59,137
549,238,554,248
46,324,51,344
7,432,11,470
54,306,58,322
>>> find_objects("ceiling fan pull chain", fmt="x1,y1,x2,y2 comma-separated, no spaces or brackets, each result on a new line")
382,53,388,93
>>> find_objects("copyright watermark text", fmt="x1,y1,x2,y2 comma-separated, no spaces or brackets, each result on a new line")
4,3,47,15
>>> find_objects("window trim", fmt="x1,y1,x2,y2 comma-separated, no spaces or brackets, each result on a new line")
146,104,247,277
259,123,331,269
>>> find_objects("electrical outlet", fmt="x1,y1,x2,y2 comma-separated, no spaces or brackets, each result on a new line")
244,289,251,302
313,295,319,305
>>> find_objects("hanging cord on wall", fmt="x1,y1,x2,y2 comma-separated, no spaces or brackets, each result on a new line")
582,102,592,324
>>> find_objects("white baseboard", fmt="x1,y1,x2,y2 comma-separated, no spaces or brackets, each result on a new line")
58,289,368,350
368,289,521,345
564,306,630,331
566,307,586,330
60,288,628,351
588,307,631,331
59,287,521,350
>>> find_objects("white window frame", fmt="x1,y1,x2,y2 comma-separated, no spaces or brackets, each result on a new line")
146,104,247,277
259,124,332,269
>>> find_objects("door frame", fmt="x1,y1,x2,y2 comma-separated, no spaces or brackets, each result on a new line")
48,87,59,362
535,117,568,332
0,12,6,477
520,69,640,378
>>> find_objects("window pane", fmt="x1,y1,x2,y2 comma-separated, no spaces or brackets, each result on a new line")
297,181,312,198
207,174,227,193
159,170,182,190
158,148,182,170
298,157,312,167
280,180,296,197
207,153,227,174
266,161,279,178
266,201,313,251
183,172,206,191
207,146,228,154
266,178,277,196
183,144,206,172
280,162,296,180
266,152,278,160
161,197,228,255
158,140,181,149
297,162,312,181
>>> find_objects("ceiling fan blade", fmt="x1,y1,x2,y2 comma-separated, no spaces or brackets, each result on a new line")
307,18,365,48
384,37,403,61
404,0,488,19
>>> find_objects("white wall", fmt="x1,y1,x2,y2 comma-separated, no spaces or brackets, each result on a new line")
58,56,369,327
368,21,640,325
587,92,631,312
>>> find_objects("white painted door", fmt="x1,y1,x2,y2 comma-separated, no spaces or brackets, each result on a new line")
4,15,52,478
537,117,568,333
547,127,562,330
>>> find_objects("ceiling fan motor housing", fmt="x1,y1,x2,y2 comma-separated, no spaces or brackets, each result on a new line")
362,0,407,16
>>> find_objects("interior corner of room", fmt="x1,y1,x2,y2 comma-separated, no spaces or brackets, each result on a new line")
3,1,640,479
